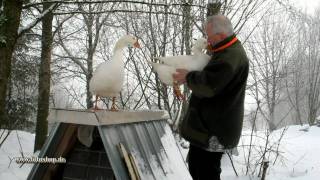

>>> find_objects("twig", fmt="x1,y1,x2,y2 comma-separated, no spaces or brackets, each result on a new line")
0,129,11,149
226,151,239,177
23,1,206,9
54,9,183,16
246,104,259,175
15,130,26,168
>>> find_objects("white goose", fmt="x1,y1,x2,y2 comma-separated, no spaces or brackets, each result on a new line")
191,38,208,55
149,38,210,100
155,38,210,70
89,35,140,110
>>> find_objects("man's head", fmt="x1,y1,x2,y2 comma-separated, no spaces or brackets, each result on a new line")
204,15,234,45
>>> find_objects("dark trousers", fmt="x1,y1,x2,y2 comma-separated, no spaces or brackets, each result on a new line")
187,145,223,180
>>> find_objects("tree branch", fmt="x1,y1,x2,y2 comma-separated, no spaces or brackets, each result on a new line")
18,3,59,37
54,9,183,16
23,1,205,9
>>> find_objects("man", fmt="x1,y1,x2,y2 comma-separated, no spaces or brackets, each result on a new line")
173,15,249,180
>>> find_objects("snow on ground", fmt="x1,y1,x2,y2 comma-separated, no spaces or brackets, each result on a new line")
262,125,320,180
1,125,320,180
0,130,34,180
178,125,320,180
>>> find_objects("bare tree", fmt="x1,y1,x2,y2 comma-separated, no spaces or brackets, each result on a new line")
247,8,293,130
55,2,115,109
284,23,306,125
281,4,320,126
304,12,320,125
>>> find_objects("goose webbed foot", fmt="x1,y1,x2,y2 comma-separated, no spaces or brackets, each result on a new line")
110,97,119,112
90,95,102,111
173,84,186,101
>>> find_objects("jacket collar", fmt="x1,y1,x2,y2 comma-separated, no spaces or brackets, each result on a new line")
208,34,237,53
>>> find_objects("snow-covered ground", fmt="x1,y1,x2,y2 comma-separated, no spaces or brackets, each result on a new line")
0,130,34,180
222,125,320,180
1,125,320,180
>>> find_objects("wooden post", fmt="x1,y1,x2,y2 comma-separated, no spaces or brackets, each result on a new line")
261,161,269,180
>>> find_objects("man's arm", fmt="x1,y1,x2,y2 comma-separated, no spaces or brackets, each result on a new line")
186,60,234,98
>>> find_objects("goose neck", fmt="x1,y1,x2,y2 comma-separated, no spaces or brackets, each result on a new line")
114,41,126,52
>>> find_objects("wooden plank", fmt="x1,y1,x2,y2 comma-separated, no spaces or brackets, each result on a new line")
129,153,141,180
48,109,169,126
118,143,137,180
48,109,98,125
96,110,169,125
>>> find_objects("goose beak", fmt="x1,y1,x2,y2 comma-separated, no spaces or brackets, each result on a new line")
134,41,141,48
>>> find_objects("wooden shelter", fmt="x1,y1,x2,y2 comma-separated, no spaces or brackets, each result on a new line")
27,109,192,180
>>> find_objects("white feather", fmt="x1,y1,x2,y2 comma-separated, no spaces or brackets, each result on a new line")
156,54,210,71
148,61,176,85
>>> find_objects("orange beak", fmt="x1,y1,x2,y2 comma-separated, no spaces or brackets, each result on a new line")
134,41,141,48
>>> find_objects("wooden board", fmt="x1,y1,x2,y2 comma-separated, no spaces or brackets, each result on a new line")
118,143,137,180
129,153,141,180
96,110,169,125
48,108,169,126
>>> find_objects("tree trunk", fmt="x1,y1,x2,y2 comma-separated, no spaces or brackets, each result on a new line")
86,14,94,109
160,0,172,118
0,0,23,128
86,63,93,109
34,0,54,151
176,0,193,131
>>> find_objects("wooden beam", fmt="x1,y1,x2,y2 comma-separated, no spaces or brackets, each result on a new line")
48,109,169,126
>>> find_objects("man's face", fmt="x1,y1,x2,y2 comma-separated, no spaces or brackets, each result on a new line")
205,22,220,45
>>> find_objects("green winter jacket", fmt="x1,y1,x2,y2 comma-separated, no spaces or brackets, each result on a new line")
179,34,249,149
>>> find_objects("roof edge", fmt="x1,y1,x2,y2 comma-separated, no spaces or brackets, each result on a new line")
48,108,169,125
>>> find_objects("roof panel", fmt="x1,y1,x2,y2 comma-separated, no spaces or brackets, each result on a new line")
99,120,192,180
28,109,191,180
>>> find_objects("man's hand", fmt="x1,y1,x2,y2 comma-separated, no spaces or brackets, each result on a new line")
173,69,189,85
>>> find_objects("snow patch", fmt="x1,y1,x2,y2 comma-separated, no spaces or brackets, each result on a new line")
1,125,320,179
0,130,35,180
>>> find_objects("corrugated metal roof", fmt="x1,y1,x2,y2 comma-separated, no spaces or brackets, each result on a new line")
27,109,192,180
99,120,192,180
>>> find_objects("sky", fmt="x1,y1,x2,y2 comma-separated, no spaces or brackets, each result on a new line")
294,0,320,14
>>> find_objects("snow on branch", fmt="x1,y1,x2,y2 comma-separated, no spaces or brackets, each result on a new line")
54,9,183,16
23,0,205,9
18,3,59,37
